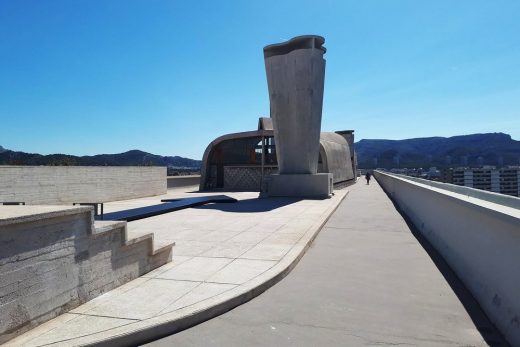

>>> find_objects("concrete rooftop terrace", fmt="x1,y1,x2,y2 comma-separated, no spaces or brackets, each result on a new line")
5,181,505,346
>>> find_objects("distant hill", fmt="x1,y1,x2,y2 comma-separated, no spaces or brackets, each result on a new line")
0,148,201,169
355,133,520,169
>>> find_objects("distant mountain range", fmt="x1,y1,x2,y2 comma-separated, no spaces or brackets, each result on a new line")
0,147,201,169
3,132,519,171
355,133,520,169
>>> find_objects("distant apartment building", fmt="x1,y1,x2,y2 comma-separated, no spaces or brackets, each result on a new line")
448,167,520,197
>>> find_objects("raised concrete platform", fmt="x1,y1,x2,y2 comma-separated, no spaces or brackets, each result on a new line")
4,186,347,346
263,173,333,198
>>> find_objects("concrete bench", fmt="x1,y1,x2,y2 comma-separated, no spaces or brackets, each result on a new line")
96,195,236,222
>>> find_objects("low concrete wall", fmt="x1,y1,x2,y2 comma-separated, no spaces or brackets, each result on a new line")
0,166,166,204
0,206,171,343
374,171,520,346
388,173,520,209
166,175,200,189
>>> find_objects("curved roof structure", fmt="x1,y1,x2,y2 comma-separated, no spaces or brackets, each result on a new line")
199,122,355,191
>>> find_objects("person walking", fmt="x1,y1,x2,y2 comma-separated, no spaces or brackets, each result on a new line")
365,172,371,185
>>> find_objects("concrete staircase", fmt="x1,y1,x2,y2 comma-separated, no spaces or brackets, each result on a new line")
0,206,174,344
94,220,174,266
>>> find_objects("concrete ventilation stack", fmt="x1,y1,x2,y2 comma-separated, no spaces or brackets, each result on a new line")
262,35,332,198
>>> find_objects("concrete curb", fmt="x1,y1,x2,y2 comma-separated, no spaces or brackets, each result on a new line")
74,191,349,347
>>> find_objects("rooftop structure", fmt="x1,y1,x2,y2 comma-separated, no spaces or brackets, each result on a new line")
199,117,356,192
263,35,333,198
200,35,356,197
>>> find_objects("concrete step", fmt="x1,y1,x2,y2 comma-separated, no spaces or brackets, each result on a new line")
95,221,175,258
93,220,127,236
152,239,176,256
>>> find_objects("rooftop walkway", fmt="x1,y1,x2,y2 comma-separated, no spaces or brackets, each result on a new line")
5,181,507,346
147,180,507,346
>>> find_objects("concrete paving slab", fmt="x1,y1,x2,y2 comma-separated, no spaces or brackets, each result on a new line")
264,232,305,244
199,242,256,258
2,313,79,347
24,314,135,346
198,229,243,242
69,278,152,314
161,283,238,312
155,257,233,282
241,243,293,261
169,240,215,256
207,259,277,285
228,231,272,244
82,279,199,320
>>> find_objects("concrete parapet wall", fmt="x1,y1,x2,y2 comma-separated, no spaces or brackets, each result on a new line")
0,166,166,204
0,206,172,343
374,171,520,346
167,175,200,189
388,173,520,209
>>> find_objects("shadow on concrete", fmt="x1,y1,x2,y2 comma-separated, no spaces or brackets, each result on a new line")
194,197,302,213
384,196,510,347
99,196,237,221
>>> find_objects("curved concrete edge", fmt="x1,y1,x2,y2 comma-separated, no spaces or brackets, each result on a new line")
65,191,350,347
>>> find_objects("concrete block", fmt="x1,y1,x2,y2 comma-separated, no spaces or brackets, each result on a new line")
263,173,332,198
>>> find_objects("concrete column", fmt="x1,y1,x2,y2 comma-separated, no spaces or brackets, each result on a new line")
262,35,332,198
264,35,326,174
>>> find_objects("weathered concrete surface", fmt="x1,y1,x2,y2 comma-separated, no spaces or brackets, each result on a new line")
264,173,332,198
167,175,200,189
0,166,166,204
146,180,505,347
263,35,333,199
375,170,519,346
264,35,326,175
0,205,172,343
5,187,347,346
319,132,354,184
385,172,520,209
199,129,355,192
335,129,357,177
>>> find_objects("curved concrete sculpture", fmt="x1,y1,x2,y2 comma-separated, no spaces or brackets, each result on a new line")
264,35,326,174
263,35,332,198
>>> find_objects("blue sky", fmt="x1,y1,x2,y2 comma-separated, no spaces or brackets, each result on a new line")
1,0,519,159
